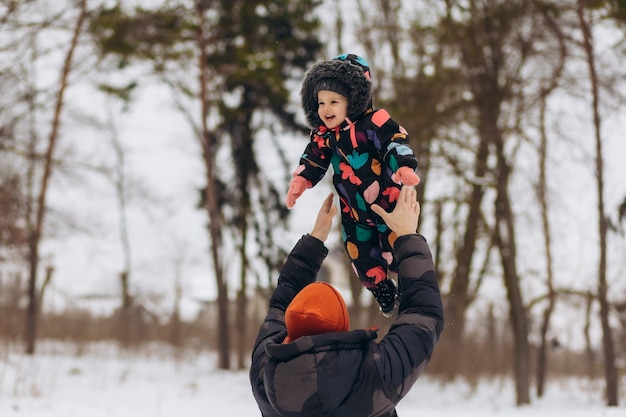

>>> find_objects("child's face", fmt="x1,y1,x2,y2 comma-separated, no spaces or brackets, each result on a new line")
317,90,348,129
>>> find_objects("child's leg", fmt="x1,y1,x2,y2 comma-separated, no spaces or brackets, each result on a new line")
342,219,399,316
378,222,398,273
342,220,386,284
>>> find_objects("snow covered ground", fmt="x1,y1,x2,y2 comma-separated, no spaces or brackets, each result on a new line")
0,342,623,417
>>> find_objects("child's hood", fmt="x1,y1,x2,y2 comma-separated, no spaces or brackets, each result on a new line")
301,53,373,129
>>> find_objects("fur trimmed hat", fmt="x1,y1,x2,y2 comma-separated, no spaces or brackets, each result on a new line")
284,282,350,343
301,53,373,128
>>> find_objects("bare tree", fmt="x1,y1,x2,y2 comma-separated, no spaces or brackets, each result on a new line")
492,122,530,405
534,7,568,398
104,107,134,347
192,0,230,369
576,0,618,406
535,93,557,399
25,0,88,355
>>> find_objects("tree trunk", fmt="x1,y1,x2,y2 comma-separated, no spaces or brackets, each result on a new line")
109,109,133,347
236,288,247,370
584,291,596,379
494,194,530,405
196,2,229,370
576,1,618,406
170,277,182,351
236,215,250,370
534,7,567,396
119,271,132,347
25,0,87,355
536,91,555,399
493,137,530,406
443,131,489,378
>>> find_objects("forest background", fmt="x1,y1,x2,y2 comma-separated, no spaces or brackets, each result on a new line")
1,0,625,408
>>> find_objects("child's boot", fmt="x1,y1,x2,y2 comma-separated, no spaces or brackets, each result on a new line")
370,279,399,318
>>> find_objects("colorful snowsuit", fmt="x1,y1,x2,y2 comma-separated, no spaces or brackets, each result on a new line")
294,108,418,287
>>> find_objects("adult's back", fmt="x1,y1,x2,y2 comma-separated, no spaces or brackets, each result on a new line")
250,188,444,417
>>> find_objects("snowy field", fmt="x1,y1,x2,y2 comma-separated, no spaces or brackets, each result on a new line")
0,342,624,417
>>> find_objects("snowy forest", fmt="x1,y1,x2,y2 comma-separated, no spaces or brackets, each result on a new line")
1,0,626,409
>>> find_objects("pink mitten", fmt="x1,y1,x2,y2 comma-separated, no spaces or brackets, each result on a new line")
394,166,420,186
286,176,311,208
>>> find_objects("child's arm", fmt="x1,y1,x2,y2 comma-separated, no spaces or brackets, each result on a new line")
371,109,420,186
286,176,311,209
286,130,333,208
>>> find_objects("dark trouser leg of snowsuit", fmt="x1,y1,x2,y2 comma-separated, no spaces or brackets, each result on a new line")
341,217,398,314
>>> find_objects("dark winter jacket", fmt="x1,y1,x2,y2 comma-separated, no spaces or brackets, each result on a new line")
249,234,444,417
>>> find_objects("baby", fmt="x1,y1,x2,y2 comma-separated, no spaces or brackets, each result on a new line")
286,54,419,317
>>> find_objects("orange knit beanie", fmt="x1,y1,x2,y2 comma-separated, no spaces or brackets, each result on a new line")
284,282,350,343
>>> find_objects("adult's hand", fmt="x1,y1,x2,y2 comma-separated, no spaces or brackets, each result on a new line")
371,186,420,237
310,193,337,243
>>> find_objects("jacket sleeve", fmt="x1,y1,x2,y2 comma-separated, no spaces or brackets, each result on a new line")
373,234,444,403
269,234,329,309
296,130,334,187
372,109,418,173
249,235,328,415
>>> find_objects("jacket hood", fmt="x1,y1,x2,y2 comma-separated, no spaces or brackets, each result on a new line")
263,330,381,416
301,53,373,128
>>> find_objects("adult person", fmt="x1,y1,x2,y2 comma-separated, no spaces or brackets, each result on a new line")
250,186,443,417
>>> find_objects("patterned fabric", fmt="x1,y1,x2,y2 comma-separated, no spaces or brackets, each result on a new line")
295,109,418,289
249,233,444,417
